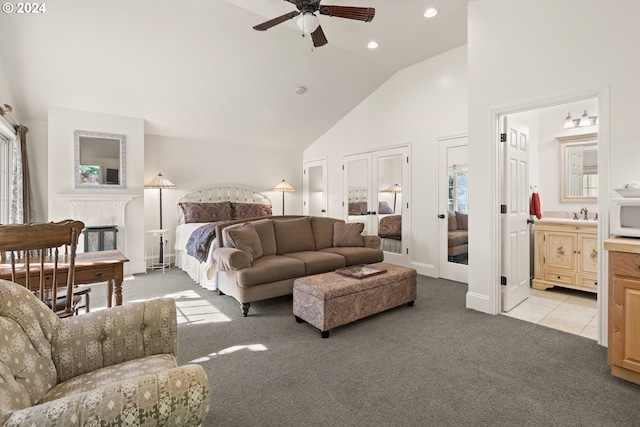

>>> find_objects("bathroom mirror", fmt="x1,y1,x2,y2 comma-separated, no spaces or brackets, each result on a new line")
558,133,597,202
74,130,126,189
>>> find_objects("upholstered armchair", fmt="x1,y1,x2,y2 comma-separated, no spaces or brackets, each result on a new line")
0,279,210,426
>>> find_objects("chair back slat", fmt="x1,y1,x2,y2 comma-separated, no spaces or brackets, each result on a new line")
0,220,84,316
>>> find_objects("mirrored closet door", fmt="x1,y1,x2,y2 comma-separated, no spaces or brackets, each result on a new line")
303,159,327,216
343,146,410,266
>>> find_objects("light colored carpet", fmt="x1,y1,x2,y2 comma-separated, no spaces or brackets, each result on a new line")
89,269,640,427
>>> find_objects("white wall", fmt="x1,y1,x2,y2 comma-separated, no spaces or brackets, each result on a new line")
305,45,468,276
144,134,304,257
47,107,145,274
467,0,640,314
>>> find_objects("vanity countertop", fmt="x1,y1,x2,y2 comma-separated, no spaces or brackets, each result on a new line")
604,236,640,254
534,217,598,226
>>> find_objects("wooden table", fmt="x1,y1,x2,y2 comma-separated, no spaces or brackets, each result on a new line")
0,250,129,307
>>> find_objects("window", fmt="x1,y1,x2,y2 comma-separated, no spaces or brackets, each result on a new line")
0,119,16,224
448,168,468,214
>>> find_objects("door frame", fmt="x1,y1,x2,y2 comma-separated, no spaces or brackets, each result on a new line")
489,87,610,346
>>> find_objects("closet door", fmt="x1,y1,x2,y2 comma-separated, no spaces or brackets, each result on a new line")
343,147,410,266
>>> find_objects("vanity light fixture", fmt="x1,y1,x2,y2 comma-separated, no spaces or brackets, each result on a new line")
564,110,597,128
563,113,575,129
424,7,439,18
578,110,592,127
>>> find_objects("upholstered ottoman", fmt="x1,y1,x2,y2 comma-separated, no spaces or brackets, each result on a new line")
293,262,417,338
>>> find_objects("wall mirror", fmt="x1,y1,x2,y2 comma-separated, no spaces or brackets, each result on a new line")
558,133,598,202
74,130,126,189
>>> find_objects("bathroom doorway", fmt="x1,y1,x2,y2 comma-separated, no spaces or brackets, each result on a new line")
499,97,600,340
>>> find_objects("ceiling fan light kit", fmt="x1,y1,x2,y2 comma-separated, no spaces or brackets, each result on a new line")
253,0,375,48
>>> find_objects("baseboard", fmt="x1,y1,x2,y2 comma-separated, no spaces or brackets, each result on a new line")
466,291,494,314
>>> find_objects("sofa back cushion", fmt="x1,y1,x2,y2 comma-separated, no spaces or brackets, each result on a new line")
455,211,468,230
310,217,344,250
333,222,365,247
226,222,263,262
231,202,272,220
179,201,232,223
0,280,60,410
273,217,316,255
251,218,277,256
448,211,458,231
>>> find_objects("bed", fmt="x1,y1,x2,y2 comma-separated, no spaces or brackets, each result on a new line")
347,188,402,253
174,185,272,290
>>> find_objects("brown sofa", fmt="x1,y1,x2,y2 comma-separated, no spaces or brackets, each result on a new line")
212,216,384,316
448,211,468,261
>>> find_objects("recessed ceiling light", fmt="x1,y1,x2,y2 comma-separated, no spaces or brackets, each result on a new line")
367,41,379,49
424,7,439,18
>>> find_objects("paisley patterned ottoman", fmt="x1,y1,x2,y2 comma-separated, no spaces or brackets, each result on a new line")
293,262,417,338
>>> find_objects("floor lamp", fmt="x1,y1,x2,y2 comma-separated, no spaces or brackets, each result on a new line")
272,179,295,215
144,173,176,267
382,183,402,213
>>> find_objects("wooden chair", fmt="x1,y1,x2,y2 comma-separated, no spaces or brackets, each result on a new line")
0,220,90,317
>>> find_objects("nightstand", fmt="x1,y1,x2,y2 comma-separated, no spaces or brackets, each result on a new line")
145,229,170,273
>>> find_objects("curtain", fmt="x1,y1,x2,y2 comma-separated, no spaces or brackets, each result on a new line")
9,125,34,223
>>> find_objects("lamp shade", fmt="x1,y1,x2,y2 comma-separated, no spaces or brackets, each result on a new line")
272,179,295,192
144,173,176,189
563,113,575,129
578,110,591,127
383,183,402,193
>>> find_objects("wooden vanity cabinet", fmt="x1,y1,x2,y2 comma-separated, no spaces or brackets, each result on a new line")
605,239,640,385
532,221,598,293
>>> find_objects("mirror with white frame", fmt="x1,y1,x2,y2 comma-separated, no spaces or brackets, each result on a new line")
558,133,597,202
74,130,126,189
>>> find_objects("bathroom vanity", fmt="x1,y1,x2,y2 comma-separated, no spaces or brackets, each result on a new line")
532,219,598,293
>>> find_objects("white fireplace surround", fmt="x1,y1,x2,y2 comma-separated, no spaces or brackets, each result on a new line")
58,194,138,252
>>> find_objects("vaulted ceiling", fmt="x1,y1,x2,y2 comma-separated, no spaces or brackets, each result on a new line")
0,0,467,149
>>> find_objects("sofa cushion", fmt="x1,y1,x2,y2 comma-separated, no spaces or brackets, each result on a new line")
448,230,468,247
231,202,272,220
251,218,277,256
273,217,316,255
333,222,365,247
320,247,384,266
282,251,346,275
179,201,232,223
310,217,343,250
227,222,263,262
448,211,458,231
455,211,468,230
236,255,306,288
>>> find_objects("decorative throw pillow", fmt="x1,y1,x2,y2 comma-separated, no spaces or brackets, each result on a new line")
180,202,232,223
333,222,365,247
231,203,272,219
226,222,263,262
455,211,468,230
448,211,458,231
348,202,368,215
378,201,394,214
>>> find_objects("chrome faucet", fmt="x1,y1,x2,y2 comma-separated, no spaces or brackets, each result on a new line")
580,207,588,220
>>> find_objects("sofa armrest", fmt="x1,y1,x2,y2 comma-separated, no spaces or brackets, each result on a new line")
52,298,178,382
213,247,252,271
3,365,210,427
363,235,382,249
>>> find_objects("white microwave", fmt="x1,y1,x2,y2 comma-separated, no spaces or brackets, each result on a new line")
612,198,640,238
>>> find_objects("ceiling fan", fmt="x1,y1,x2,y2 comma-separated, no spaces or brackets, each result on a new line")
253,0,375,48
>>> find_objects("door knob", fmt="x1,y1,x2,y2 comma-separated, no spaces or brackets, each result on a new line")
438,214,445,219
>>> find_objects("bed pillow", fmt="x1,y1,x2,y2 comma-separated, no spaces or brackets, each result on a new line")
348,201,368,215
455,211,468,230
226,222,263,262
333,222,365,247
378,201,394,214
180,201,232,223
231,203,272,220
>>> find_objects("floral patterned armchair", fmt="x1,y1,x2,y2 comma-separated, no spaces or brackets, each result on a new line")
0,279,210,426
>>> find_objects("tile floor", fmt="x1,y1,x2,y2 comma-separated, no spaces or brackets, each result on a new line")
503,287,598,340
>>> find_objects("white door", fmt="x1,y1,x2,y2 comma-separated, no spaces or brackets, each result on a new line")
438,136,469,283
303,159,327,216
501,117,531,312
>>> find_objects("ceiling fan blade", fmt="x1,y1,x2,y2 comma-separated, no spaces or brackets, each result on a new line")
318,5,375,22
311,25,328,48
253,11,300,31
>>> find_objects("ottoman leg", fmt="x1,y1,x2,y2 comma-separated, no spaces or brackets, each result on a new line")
295,316,305,323
241,302,250,317
407,301,415,306
321,331,330,339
